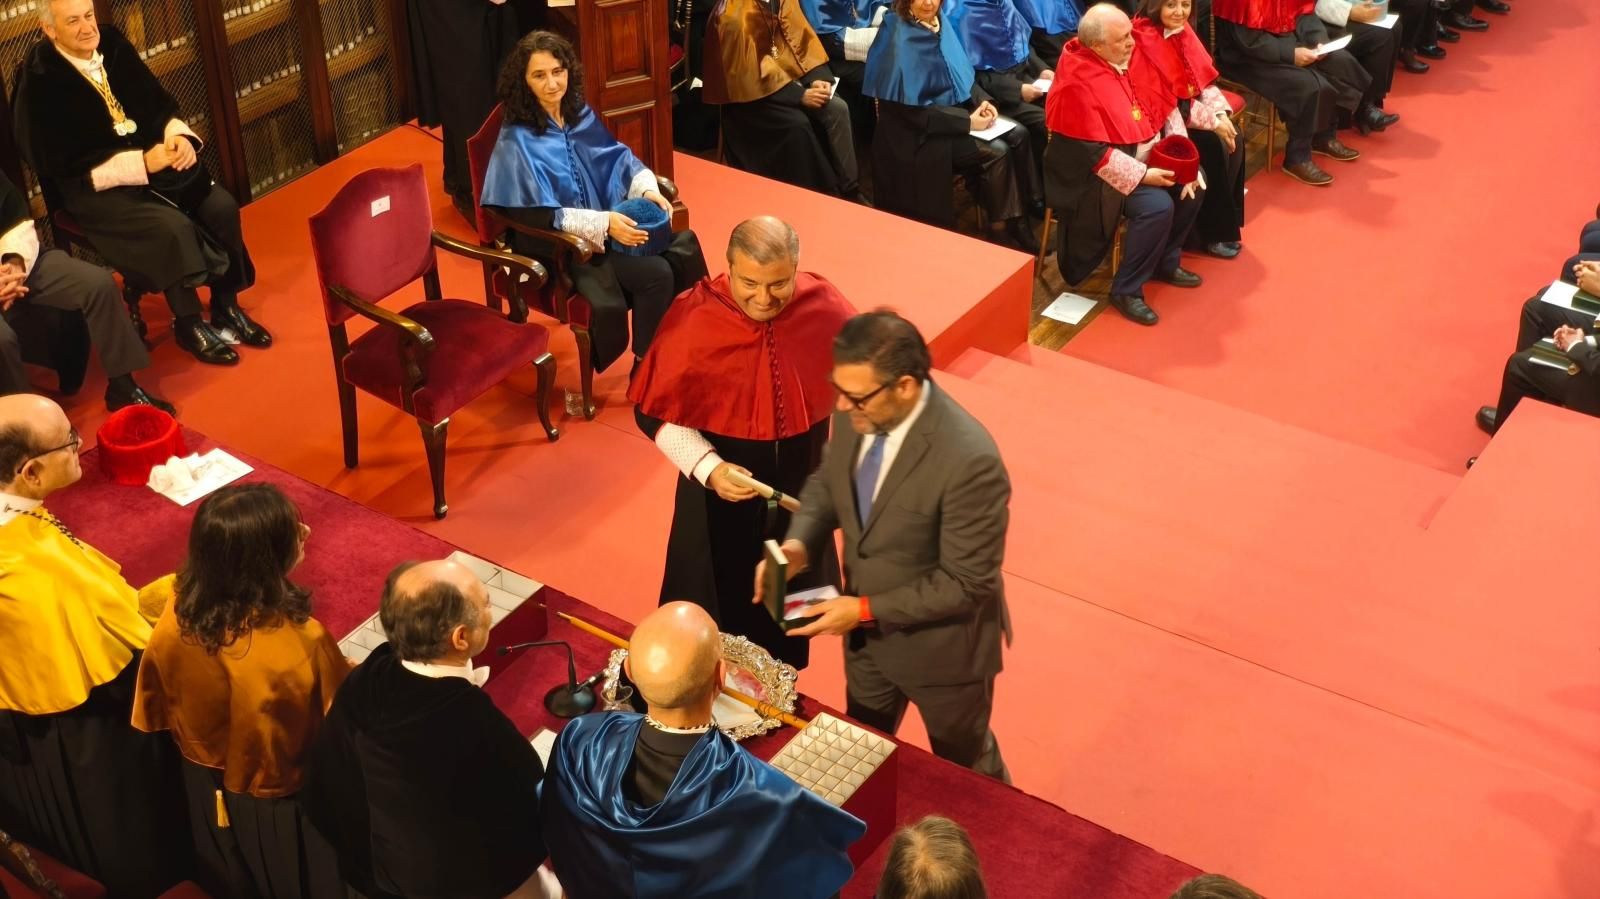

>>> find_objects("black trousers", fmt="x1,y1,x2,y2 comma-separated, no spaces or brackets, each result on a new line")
951,125,1038,224
1393,0,1439,50
1112,185,1203,297
844,641,1010,783
1332,21,1397,107
1191,128,1246,244
819,32,876,144
1,249,149,393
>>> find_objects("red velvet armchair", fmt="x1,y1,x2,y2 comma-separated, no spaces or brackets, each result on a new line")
464,104,680,420
308,164,559,519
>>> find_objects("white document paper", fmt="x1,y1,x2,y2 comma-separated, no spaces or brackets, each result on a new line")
148,449,253,506
1374,12,1399,28
1041,292,1099,326
1539,279,1585,312
828,76,840,99
1313,34,1353,56
971,115,1019,141
1030,77,1053,93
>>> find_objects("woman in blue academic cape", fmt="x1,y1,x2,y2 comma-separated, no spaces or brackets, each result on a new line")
482,31,708,374
864,0,1042,251
946,0,1054,173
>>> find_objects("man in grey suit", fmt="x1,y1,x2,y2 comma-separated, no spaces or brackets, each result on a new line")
756,310,1012,781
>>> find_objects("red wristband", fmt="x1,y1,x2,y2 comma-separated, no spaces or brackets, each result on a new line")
859,596,873,623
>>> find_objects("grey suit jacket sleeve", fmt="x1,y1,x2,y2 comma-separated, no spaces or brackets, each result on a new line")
867,449,1010,629
787,436,843,559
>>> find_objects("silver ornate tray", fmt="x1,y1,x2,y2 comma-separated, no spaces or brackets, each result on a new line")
600,632,799,742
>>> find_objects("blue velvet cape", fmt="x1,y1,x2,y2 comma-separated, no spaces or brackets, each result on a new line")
863,13,977,108
1011,0,1080,35
946,0,1031,71
479,106,645,212
800,0,884,34
540,712,865,899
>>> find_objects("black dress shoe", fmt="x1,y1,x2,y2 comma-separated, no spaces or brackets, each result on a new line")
1283,159,1334,185
1109,293,1159,325
106,384,176,415
174,318,240,366
1154,266,1203,288
1399,50,1430,73
1436,23,1461,41
1313,136,1361,161
1443,10,1488,29
211,304,273,348
1476,0,1510,14
1004,218,1040,254
1355,105,1400,135
1205,241,1242,259
1417,42,1447,58
1475,405,1498,434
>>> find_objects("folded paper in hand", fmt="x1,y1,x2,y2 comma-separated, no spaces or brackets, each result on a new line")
971,115,1019,141
1313,34,1352,56
1030,77,1052,93
146,448,252,506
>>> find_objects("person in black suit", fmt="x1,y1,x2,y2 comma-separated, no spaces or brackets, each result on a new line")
758,310,1013,781
1476,261,1600,437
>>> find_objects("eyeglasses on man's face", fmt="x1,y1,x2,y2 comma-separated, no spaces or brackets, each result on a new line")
830,379,894,411
25,428,80,466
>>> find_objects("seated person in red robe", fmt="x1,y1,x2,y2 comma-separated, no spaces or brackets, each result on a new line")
1043,3,1207,326
629,216,854,669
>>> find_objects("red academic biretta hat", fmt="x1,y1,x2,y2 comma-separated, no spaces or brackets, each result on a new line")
96,405,186,485
1148,135,1201,185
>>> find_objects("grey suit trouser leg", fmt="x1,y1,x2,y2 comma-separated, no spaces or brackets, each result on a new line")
0,249,149,390
844,646,1011,783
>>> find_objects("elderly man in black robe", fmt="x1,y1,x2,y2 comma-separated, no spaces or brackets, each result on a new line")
13,0,269,367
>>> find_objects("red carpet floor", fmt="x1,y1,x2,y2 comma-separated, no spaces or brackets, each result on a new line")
1063,0,1600,473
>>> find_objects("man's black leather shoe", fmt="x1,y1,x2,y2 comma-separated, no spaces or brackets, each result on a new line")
1205,241,1241,258
1356,105,1400,134
1110,294,1159,325
106,384,176,415
175,319,240,366
1436,23,1461,41
1154,266,1203,288
1476,0,1510,14
1313,136,1361,161
1444,10,1488,29
1475,405,1497,434
1283,159,1333,185
1399,50,1430,73
212,304,273,348
1417,42,1447,58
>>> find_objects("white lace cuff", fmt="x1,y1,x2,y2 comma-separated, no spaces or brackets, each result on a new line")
0,218,40,277
164,117,202,149
655,423,721,483
627,167,660,199
554,207,609,252
1199,85,1231,121
1162,106,1188,139
844,25,880,61
1095,148,1146,196
90,150,150,191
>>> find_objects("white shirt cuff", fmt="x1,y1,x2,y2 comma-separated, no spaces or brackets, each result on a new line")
90,150,150,191
655,422,721,483
553,207,609,252
626,167,660,200
0,219,40,277
164,117,202,150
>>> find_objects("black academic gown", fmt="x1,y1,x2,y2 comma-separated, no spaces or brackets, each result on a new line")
300,643,546,899
637,413,841,669
12,27,253,298
973,50,1052,174
1214,13,1370,140
1043,135,1135,285
721,66,845,195
407,0,518,203
0,656,191,898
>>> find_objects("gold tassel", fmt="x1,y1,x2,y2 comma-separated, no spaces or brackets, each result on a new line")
215,790,231,829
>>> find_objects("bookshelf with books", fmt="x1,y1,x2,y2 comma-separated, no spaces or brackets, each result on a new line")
320,0,396,154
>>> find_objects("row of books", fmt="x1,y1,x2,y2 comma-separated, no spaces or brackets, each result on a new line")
221,0,286,22
332,68,395,154
112,0,192,56
322,0,380,62
242,110,316,198
231,30,302,99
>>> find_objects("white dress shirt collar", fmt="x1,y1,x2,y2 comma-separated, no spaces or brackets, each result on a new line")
0,491,42,525
54,43,106,82
401,658,490,687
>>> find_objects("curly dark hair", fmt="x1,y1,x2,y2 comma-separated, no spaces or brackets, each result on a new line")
497,30,587,132
175,483,311,655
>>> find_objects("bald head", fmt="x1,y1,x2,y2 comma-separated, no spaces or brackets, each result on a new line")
1080,3,1133,64
379,559,492,663
628,601,723,711
1,393,80,496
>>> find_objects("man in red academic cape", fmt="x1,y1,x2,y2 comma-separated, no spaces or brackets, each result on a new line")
1042,2,1212,327
629,216,856,669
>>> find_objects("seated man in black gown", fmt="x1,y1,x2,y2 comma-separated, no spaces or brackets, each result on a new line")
0,173,170,411
14,0,270,367
1476,262,1600,437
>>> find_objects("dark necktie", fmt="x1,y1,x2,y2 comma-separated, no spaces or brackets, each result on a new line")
855,433,887,527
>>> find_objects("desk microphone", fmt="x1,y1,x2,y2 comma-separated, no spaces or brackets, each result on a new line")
497,640,597,718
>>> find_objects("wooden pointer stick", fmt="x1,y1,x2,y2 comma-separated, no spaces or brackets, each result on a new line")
723,469,802,513
553,608,810,731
